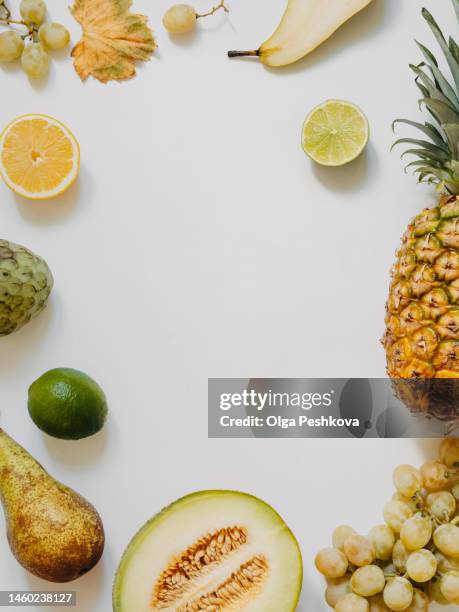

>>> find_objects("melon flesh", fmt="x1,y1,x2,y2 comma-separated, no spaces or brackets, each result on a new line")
113,490,303,611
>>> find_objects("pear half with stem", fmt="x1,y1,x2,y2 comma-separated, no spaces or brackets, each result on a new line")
228,0,374,67
0,429,104,582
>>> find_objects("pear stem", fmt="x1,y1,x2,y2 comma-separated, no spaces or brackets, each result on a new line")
228,49,260,58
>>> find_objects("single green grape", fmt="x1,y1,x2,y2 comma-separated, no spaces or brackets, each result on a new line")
383,500,413,534
393,465,422,498
325,576,350,608
420,460,449,491
392,540,409,573
351,565,385,597
434,523,459,558
21,42,50,79
332,525,356,551
440,570,459,604
0,31,25,62
369,525,395,561
343,534,375,567
335,593,370,612
426,490,456,519
314,547,348,579
400,515,432,551
406,549,437,582
392,492,420,514
439,438,459,468
39,23,70,50
407,588,429,611
435,550,459,573
428,577,449,605
163,4,197,33
369,594,391,611
383,577,413,611
20,0,46,25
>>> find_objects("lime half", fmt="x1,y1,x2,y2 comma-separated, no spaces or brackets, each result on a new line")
302,100,369,166
28,368,108,440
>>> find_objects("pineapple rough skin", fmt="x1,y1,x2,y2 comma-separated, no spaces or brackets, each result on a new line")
386,1,459,419
384,196,459,419
384,195,459,378
0,240,53,337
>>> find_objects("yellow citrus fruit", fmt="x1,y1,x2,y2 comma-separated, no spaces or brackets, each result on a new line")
302,100,369,166
0,114,80,200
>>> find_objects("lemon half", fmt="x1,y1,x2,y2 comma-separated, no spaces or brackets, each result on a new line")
0,114,80,200
302,100,369,167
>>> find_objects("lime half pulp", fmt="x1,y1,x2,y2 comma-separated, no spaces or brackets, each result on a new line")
302,100,369,166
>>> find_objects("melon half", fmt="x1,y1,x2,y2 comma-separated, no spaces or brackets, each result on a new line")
113,490,303,611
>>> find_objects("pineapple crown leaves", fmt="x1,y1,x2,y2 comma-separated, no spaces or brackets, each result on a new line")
393,0,459,193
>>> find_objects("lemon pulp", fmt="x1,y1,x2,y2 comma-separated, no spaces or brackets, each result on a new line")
0,114,80,200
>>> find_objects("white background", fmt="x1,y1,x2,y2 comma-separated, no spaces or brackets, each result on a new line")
0,0,457,609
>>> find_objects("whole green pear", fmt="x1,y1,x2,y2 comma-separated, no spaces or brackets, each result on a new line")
0,429,104,582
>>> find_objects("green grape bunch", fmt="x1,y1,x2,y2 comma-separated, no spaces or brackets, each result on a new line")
316,439,459,611
0,0,70,79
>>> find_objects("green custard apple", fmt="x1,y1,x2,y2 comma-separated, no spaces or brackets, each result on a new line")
113,490,303,611
0,239,53,337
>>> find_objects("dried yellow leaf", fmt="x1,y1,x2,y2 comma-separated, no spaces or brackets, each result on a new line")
71,0,156,83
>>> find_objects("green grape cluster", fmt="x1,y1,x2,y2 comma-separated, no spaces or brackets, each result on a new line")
316,439,459,611
0,0,70,79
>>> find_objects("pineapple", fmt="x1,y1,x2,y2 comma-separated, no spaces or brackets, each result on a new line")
384,1,459,418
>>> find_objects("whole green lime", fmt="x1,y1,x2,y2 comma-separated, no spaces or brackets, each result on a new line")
28,368,108,440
